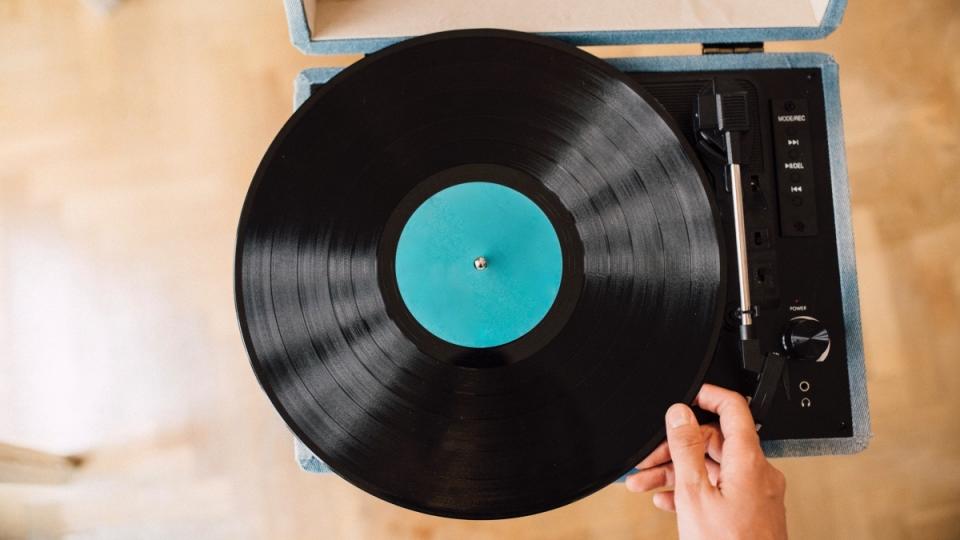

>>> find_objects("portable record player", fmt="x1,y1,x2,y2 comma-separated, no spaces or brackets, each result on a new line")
236,0,870,517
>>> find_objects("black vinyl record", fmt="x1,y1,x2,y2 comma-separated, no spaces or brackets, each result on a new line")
236,29,725,519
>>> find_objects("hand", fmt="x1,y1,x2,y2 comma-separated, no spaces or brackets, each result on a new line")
626,384,787,540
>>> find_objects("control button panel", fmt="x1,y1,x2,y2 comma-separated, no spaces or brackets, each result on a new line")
771,99,819,237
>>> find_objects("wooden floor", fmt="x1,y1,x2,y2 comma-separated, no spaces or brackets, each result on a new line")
1,1,958,538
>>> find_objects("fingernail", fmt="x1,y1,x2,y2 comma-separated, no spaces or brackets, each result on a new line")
666,404,692,428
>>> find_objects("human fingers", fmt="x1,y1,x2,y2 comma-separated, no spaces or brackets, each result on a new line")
694,384,760,451
652,491,676,512
626,458,721,492
626,463,673,493
664,404,714,493
637,423,723,470
637,439,671,470
702,423,724,463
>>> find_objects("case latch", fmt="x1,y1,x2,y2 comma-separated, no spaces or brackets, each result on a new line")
702,42,764,55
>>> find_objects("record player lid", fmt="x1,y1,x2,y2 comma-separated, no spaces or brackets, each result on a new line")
284,0,846,55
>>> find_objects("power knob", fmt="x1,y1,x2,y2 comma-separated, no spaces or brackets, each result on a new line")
783,316,831,362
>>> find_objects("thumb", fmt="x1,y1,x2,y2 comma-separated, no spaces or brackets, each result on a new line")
665,403,712,494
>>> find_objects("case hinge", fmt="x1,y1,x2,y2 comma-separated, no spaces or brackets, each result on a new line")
702,42,764,55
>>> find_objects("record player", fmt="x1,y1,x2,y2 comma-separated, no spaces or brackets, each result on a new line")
235,0,870,518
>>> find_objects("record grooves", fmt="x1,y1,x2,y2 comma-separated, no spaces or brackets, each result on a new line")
236,29,725,519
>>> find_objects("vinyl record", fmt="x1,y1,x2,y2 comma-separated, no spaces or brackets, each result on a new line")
236,29,725,519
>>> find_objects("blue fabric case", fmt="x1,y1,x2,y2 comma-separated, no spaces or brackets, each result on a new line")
282,0,848,55
277,0,870,475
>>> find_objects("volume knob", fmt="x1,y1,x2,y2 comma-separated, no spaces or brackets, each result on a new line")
783,316,830,362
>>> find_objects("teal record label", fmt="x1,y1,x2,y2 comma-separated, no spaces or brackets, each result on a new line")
394,182,563,348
